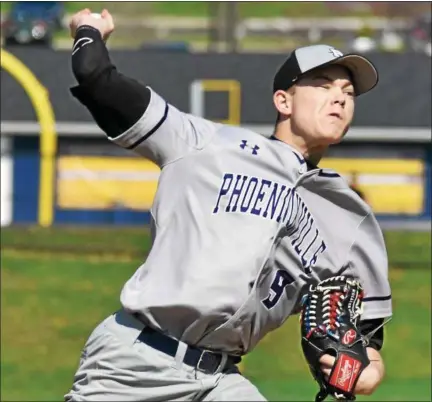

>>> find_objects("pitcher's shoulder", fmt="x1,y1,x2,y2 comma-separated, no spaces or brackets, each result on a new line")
215,124,268,143
303,168,373,217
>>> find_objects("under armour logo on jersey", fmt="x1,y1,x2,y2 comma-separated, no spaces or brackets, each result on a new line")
329,47,343,58
240,140,260,155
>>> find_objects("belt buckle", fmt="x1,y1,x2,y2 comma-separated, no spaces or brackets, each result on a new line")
196,350,220,373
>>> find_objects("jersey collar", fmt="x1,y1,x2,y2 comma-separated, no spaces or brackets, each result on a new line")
269,135,317,171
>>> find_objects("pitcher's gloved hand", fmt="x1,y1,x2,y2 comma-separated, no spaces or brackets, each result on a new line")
300,276,369,401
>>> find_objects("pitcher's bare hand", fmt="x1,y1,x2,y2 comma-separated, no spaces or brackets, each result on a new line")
69,8,114,41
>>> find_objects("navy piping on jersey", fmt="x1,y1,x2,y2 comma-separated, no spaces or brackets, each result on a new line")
127,102,169,150
292,150,306,165
318,170,340,178
363,295,392,302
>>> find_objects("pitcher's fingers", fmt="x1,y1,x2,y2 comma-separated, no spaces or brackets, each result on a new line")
102,9,114,27
101,9,112,21
319,354,336,368
321,366,331,378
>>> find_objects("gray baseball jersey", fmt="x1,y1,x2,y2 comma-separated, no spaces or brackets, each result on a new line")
110,88,392,356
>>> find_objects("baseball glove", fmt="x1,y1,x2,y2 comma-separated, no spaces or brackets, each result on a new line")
300,276,369,401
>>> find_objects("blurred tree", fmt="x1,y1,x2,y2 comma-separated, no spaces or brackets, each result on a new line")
208,1,239,53
325,2,375,16
326,1,430,18
367,2,430,18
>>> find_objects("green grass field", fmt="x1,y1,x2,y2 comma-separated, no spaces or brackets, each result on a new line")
1,227,431,401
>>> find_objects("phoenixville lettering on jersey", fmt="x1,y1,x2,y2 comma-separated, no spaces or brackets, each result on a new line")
212,173,327,273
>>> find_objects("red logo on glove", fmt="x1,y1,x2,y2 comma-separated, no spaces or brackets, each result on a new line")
329,353,362,392
342,329,357,345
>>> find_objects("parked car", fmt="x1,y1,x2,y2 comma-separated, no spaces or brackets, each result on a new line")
2,1,64,47
407,12,431,55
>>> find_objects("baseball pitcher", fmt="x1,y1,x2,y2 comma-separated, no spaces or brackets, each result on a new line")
65,9,392,402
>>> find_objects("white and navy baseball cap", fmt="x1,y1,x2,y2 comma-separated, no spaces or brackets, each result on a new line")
273,44,378,96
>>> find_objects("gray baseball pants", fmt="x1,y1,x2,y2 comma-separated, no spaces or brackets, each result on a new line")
64,309,267,401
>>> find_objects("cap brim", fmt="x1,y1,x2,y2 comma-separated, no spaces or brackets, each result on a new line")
329,54,378,96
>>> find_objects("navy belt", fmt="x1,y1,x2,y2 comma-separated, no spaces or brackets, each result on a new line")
136,325,241,374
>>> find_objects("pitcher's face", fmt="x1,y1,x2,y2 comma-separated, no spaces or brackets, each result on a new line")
276,65,356,147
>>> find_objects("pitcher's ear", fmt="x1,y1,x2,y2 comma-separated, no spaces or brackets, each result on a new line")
273,89,293,118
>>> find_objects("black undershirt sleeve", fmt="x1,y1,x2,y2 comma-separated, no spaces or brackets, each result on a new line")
69,25,151,138
358,318,384,351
